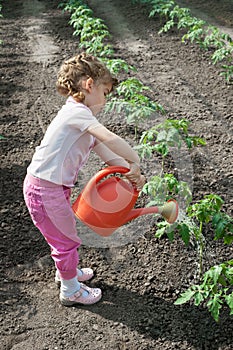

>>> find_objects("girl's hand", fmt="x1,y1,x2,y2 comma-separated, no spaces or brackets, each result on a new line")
125,163,146,191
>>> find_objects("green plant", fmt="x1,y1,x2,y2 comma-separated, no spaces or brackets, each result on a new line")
155,194,233,278
115,78,151,99
136,118,206,170
212,44,233,83
181,20,206,45
174,260,233,322
187,194,223,278
177,15,202,31
103,58,137,74
149,0,175,19
201,26,232,50
105,78,164,138
78,18,110,41
154,193,233,321
183,24,232,51
60,1,114,57
155,216,194,246
137,118,205,245
60,1,165,124
83,39,114,57
211,44,233,64
220,64,233,84
142,173,192,206
158,5,191,33
133,0,233,83
188,194,233,246
59,0,82,12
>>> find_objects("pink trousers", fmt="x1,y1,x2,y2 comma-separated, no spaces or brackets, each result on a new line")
23,174,81,280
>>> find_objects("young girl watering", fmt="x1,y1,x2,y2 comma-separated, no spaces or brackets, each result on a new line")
23,52,145,306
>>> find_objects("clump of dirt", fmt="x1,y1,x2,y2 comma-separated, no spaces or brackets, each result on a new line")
1,0,232,349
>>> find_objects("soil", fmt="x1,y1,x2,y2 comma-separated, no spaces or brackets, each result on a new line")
1,0,233,349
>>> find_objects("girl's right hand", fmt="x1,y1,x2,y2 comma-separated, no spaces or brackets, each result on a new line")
125,163,146,191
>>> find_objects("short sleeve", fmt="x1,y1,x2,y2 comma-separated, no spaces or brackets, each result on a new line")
66,103,102,132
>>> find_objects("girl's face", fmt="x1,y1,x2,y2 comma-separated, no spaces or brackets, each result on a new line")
83,78,112,116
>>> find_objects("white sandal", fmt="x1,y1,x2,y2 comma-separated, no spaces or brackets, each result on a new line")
60,283,102,306
55,268,94,286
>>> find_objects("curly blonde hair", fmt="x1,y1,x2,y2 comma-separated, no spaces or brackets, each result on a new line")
56,52,118,102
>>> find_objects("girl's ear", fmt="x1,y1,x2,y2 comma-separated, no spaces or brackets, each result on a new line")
82,77,94,93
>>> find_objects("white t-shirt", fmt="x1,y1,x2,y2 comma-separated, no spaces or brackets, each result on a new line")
28,97,101,187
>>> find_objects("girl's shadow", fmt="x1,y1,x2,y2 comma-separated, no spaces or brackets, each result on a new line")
82,282,233,350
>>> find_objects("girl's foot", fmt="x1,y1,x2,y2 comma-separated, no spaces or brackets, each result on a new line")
55,267,94,286
77,267,94,282
60,283,102,306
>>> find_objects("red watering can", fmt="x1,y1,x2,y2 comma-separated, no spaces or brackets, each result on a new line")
72,166,179,237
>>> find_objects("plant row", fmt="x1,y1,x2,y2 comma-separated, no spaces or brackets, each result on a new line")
58,0,165,140
138,118,233,321
58,0,233,322
132,0,233,83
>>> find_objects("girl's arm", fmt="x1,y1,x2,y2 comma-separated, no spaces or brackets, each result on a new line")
88,124,140,165
93,139,129,168
87,124,145,190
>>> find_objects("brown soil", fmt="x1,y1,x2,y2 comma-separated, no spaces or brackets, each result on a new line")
1,0,233,349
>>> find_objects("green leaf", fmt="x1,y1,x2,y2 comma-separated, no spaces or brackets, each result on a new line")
154,143,169,157
167,230,174,242
174,288,196,305
225,292,233,313
179,223,190,246
224,234,233,245
193,290,204,306
185,137,193,149
204,265,223,285
155,226,166,239
207,295,222,322
156,130,167,142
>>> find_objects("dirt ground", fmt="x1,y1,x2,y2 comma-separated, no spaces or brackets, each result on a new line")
0,0,233,349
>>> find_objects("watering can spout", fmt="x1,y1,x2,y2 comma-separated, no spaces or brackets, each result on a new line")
72,166,179,237
125,200,178,224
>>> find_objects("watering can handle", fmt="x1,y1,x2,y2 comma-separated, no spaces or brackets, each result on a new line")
83,166,132,195
94,166,130,184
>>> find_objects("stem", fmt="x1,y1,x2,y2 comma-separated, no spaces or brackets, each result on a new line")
135,125,137,140
198,221,204,279
160,156,165,176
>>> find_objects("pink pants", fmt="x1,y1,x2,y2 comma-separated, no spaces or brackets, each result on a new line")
23,174,81,280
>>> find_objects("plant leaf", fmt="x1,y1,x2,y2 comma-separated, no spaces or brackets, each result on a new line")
179,223,190,246
225,292,233,314
174,288,196,305
207,295,222,322
193,290,204,306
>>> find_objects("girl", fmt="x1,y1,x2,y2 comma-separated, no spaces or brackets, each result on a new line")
23,52,145,306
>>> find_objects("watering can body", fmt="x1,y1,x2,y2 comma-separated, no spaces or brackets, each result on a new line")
72,166,178,237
